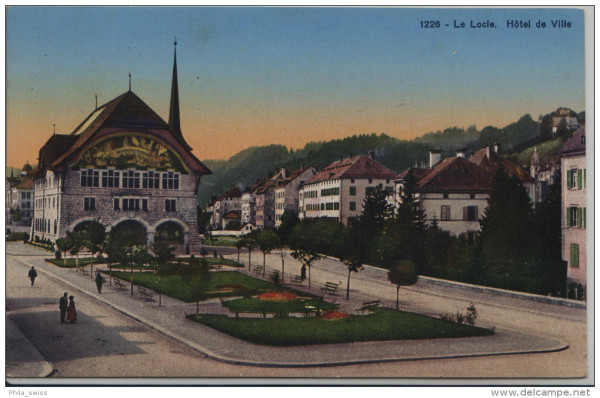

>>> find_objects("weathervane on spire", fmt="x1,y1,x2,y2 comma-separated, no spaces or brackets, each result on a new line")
129,72,132,91
53,123,55,135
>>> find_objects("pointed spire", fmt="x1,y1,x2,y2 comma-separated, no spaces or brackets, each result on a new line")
169,38,183,143
129,72,132,91
53,123,56,135
95,94,98,109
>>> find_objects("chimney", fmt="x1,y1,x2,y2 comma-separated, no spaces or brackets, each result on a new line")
369,151,375,160
493,143,500,154
340,155,344,162
485,146,491,159
456,148,466,158
429,149,442,168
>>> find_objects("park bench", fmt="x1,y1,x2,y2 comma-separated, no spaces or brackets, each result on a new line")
290,275,303,285
355,300,380,315
320,281,340,297
211,264,223,271
137,286,154,301
303,303,339,317
114,279,128,290
78,266,90,276
253,265,264,275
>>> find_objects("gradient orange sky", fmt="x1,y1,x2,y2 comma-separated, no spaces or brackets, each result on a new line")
6,7,585,168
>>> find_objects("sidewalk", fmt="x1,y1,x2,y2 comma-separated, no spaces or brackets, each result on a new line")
5,316,54,378
8,244,570,368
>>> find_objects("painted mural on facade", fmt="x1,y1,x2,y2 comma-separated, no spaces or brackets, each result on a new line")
75,134,187,172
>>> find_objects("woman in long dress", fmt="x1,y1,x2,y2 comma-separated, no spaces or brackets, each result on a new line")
66,296,77,323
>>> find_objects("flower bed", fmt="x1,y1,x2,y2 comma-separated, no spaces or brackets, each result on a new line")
258,292,297,301
321,311,349,320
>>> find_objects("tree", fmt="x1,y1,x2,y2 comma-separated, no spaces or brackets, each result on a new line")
56,236,73,266
152,241,175,306
340,225,364,300
234,239,244,262
104,229,127,286
290,249,322,288
276,210,300,246
556,118,570,138
257,228,280,277
10,207,21,225
534,172,567,295
129,245,152,296
67,230,85,269
356,186,394,238
83,219,106,279
242,229,259,270
180,257,210,315
388,259,418,310
477,167,537,279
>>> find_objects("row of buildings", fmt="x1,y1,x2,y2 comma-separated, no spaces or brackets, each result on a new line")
207,130,587,288
7,43,587,290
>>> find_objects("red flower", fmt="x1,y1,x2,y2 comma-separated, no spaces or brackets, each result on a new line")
258,292,297,301
321,311,349,319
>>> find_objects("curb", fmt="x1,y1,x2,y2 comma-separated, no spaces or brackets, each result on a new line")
29,260,570,368
5,317,55,378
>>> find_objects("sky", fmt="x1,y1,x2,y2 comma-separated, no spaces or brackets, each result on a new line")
6,6,585,168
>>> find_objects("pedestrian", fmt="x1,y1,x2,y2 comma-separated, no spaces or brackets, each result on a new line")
66,296,77,323
300,264,306,281
28,266,37,286
95,273,105,294
59,292,68,324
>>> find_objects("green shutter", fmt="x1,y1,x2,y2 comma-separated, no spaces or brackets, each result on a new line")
577,207,582,227
577,169,582,189
566,208,571,226
567,170,572,188
584,169,586,187
584,207,586,228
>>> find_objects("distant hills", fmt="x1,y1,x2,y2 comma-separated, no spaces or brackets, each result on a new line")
196,108,583,206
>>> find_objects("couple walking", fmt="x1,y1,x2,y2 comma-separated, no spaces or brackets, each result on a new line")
59,292,77,323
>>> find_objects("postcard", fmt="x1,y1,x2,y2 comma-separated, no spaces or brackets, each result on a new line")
5,5,591,391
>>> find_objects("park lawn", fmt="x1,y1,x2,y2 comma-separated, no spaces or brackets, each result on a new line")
188,307,494,346
107,270,277,302
203,236,240,247
176,257,244,268
222,297,338,315
46,257,106,268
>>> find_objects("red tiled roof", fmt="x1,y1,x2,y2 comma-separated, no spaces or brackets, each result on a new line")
277,166,316,187
305,155,398,185
468,148,533,183
216,187,242,201
46,91,210,175
560,126,586,156
223,210,241,219
415,157,496,192
396,167,430,181
15,178,33,190
36,134,79,176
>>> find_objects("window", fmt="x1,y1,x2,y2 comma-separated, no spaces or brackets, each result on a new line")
570,244,579,267
320,203,325,211
349,186,356,196
162,172,179,190
81,169,99,187
463,206,478,221
142,171,160,189
368,179,373,184
114,198,120,210
165,199,176,212
349,202,356,211
365,187,376,196
53,220,57,235
351,179,355,183
443,193,449,199
101,170,120,188
84,197,96,211
568,206,580,227
470,194,476,199
441,205,451,221
567,168,581,189
123,170,140,189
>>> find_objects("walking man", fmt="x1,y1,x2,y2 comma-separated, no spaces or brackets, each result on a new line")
95,272,105,294
28,266,37,286
59,292,68,324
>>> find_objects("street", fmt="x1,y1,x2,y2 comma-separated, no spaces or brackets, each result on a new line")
6,243,588,380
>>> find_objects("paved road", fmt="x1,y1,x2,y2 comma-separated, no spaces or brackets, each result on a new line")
6,243,588,380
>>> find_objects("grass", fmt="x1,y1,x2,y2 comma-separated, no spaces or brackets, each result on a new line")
510,136,565,167
202,236,240,247
106,270,277,302
177,257,244,268
222,297,338,315
187,307,494,346
46,257,106,268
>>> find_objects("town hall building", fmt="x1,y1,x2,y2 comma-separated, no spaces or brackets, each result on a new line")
31,42,211,251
